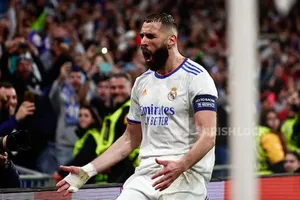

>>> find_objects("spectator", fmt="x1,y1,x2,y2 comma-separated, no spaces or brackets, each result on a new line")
281,91,300,153
95,73,139,183
90,74,112,119
49,63,93,169
0,82,35,136
257,109,287,174
0,37,46,101
53,105,102,184
284,151,300,173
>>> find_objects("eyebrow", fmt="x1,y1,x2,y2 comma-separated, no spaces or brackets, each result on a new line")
139,32,157,38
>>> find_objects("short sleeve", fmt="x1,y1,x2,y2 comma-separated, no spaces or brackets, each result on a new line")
127,80,141,124
189,72,218,113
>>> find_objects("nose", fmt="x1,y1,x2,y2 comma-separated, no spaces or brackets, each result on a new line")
115,88,121,95
141,37,149,46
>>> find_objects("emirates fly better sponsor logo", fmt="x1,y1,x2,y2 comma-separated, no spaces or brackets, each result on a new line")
140,104,175,126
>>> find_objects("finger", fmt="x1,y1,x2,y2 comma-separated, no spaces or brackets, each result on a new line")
154,181,170,191
152,174,171,187
23,107,35,112
56,179,66,187
22,101,31,106
26,102,35,106
57,183,70,193
26,107,35,112
152,168,169,180
158,182,172,191
29,107,36,112
60,166,79,174
63,190,70,197
155,158,169,166
25,111,34,115
25,104,35,109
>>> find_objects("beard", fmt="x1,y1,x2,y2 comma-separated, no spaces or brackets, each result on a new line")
141,44,169,71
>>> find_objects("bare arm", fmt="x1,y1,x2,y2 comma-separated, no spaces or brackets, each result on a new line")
152,110,217,191
91,122,142,173
180,110,217,170
56,122,142,195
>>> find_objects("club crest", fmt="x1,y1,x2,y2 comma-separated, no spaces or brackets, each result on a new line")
168,87,177,101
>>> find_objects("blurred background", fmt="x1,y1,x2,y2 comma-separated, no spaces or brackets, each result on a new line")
0,0,299,199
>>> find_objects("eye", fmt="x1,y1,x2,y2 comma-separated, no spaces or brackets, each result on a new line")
140,33,155,39
146,34,155,39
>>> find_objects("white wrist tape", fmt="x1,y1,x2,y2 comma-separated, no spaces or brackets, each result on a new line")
64,163,97,193
81,163,98,177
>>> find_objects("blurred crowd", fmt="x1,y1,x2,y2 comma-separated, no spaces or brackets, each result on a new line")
0,0,300,187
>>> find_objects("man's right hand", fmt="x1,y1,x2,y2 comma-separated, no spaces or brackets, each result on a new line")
56,164,97,196
15,101,35,121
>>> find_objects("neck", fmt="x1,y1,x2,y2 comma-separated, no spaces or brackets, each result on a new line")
156,50,185,76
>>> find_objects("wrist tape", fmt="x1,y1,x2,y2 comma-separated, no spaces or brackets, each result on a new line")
64,163,97,193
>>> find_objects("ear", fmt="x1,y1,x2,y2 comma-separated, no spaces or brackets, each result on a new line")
167,35,177,49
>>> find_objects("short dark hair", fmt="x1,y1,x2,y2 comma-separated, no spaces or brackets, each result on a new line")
92,73,110,85
110,72,132,83
0,82,14,89
144,13,178,31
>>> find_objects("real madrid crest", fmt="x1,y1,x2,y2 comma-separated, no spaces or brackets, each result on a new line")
168,87,177,101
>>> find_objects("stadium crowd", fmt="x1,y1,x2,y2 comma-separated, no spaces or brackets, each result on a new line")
0,0,299,187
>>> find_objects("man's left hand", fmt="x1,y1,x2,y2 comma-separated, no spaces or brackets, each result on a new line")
151,158,186,191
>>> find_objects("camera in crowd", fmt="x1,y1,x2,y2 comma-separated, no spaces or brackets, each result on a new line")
0,130,31,154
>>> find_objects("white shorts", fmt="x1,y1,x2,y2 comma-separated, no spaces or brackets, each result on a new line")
116,157,208,200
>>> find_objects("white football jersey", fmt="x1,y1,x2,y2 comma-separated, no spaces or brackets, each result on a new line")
127,58,218,182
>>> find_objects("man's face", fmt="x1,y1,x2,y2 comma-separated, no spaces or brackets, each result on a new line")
97,80,110,102
110,77,131,105
16,59,32,80
140,22,169,71
287,91,300,114
1,87,18,110
69,71,82,92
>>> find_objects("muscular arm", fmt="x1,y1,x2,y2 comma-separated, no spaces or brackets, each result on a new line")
180,110,217,170
91,122,142,173
152,110,217,191
56,122,142,195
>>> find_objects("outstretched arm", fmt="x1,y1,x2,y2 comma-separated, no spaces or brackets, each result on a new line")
56,122,142,196
91,122,142,173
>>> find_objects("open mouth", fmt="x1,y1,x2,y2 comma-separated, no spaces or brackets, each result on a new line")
142,49,153,63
